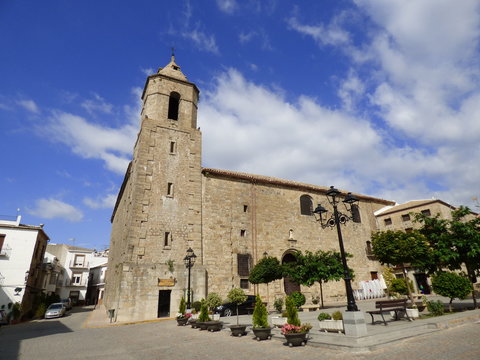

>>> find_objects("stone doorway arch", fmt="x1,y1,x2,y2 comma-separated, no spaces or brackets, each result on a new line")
282,252,300,295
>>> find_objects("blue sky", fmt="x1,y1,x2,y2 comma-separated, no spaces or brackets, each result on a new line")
1,0,479,250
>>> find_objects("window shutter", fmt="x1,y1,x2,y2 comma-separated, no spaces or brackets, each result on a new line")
237,254,251,276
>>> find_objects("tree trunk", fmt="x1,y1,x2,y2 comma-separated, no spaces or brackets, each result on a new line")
466,266,477,309
449,298,453,313
319,280,324,308
402,263,415,306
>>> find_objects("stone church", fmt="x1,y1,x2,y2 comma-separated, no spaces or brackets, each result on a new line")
104,56,394,322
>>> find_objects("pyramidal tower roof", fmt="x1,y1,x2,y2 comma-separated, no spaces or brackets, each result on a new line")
157,54,188,81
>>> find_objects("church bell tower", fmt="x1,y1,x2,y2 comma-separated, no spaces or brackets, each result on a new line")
105,56,205,322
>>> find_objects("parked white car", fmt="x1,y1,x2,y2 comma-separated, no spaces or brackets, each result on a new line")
45,303,66,319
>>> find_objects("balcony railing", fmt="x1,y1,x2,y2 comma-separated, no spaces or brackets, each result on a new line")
0,245,12,258
69,260,89,269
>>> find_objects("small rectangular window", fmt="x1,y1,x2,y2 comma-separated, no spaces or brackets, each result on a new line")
384,218,392,226
169,141,176,154
243,205,248,212
240,279,249,289
421,209,431,217
402,214,411,222
164,232,171,247
240,229,246,237
167,183,174,197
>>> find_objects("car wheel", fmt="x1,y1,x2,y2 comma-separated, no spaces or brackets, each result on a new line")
223,308,233,317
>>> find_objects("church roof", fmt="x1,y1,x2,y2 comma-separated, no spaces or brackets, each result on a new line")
202,167,394,205
157,55,188,81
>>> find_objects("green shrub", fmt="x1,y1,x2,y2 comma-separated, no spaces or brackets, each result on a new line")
35,303,47,319
426,300,445,316
252,295,269,328
331,311,343,320
389,278,408,295
431,272,472,312
11,302,21,320
273,298,283,313
289,291,306,308
317,312,331,321
285,296,300,326
178,296,186,314
198,303,211,322
227,288,247,325
205,293,222,311
192,301,202,313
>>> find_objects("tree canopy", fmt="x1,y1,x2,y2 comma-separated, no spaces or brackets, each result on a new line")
248,256,283,284
371,229,431,304
282,250,352,308
415,206,480,308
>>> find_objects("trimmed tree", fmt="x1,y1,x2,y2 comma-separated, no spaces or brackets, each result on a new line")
282,250,352,308
371,229,431,305
431,272,472,312
248,256,283,285
205,293,222,313
415,206,480,308
227,287,247,325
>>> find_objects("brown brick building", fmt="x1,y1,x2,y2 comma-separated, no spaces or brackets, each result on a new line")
104,57,396,322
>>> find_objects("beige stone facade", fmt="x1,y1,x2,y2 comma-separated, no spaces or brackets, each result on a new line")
105,57,395,322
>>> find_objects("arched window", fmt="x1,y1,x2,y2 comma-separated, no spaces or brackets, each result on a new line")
168,92,180,120
300,195,313,215
351,204,361,223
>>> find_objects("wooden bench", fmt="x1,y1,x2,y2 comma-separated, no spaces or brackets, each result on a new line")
366,299,412,325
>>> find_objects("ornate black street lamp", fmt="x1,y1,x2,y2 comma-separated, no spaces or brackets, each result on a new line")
313,186,360,312
183,247,197,309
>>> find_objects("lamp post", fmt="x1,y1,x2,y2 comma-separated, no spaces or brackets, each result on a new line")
183,247,197,309
313,186,359,312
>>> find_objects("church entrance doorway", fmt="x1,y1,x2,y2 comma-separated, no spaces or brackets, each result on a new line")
158,290,171,317
282,253,300,295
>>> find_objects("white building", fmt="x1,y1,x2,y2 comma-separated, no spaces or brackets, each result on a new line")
46,244,94,305
86,262,108,306
0,215,49,314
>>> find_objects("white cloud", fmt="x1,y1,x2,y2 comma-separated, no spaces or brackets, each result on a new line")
28,198,83,222
43,110,137,175
287,13,351,47
281,1,480,207
17,99,39,114
83,194,117,209
178,1,219,54
216,0,237,14
81,93,113,115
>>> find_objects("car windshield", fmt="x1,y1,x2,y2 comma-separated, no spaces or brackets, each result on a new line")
48,304,63,310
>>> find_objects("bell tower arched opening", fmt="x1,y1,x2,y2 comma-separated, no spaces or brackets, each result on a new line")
168,91,180,120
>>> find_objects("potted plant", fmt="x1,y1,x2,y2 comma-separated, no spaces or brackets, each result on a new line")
252,295,271,341
176,296,190,326
205,293,223,321
281,296,312,346
318,311,344,333
197,303,211,330
227,288,248,336
270,298,287,327
191,301,202,320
